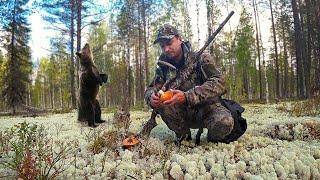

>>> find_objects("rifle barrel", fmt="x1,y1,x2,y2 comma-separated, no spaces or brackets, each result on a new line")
197,11,234,58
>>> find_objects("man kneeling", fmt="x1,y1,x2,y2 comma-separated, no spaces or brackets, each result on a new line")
142,24,234,144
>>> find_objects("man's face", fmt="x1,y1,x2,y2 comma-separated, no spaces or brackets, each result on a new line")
159,36,183,60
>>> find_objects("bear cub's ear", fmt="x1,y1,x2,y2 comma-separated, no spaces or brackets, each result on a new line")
76,52,82,58
84,43,90,48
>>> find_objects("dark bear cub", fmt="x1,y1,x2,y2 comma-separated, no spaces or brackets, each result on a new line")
76,43,107,127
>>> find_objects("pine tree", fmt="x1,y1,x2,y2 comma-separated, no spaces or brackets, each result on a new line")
292,0,305,98
116,0,135,109
87,21,113,107
37,0,106,108
235,7,256,100
1,0,32,114
314,0,320,94
252,0,263,100
269,0,281,98
37,0,77,108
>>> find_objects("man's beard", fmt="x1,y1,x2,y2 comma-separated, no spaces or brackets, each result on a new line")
165,52,177,59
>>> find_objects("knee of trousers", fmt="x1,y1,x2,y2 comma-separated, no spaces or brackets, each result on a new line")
160,116,189,134
158,107,190,136
158,105,185,119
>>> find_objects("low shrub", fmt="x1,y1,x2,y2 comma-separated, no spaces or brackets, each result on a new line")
276,97,320,117
0,122,74,179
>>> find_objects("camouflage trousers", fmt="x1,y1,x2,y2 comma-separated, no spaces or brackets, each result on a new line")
158,102,234,142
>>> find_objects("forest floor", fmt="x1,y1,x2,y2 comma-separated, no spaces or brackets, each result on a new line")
0,103,320,179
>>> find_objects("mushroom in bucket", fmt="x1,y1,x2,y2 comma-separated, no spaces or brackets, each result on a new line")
122,135,140,149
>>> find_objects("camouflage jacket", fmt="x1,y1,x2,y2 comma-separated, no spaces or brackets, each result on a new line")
145,41,226,108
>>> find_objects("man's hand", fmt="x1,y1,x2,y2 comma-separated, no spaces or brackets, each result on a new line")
150,92,161,108
163,89,186,106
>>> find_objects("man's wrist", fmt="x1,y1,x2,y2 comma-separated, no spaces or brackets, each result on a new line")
184,87,200,106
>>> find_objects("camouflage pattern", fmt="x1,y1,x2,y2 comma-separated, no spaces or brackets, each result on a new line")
153,24,180,44
144,42,234,142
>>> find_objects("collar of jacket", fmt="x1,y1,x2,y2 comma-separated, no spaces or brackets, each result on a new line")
182,41,192,67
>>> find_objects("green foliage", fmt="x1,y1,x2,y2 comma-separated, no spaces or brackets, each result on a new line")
88,22,114,106
89,136,107,154
88,21,109,71
2,0,315,109
0,51,3,71
88,130,119,154
0,51,5,109
1,0,33,113
130,100,147,111
31,36,71,109
37,0,107,32
109,61,127,105
0,122,75,179
235,6,256,100
291,98,320,117
113,108,131,134
0,122,37,175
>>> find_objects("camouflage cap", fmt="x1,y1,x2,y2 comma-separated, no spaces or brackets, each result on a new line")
154,24,180,44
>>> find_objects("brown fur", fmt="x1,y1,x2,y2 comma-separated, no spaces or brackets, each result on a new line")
76,43,103,127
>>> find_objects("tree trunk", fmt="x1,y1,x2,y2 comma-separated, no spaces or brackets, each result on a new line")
125,35,131,110
256,1,269,103
134,43,139,104
243,68,249,100
59,86,63,108
206,0,214,55
70,0,76,108
138,1,143,102
253,0,263,100
291,0,305,98
290,55,295,97
27,84,31,106
314,0,320,93
298,0,308,98
182,0,192,41
50,81,53,109
142,0,149,90
76,0,82,90
59,55,64,109
269,0,280,98
10,5,16,114
42,78,46,109
281,17,289,98
53,86,56,109
304,0,312,98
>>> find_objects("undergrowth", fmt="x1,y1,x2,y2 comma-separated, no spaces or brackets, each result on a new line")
0,122,75,179
277,97,320,117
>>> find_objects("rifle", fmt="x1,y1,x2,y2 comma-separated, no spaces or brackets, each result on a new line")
139,11,235,138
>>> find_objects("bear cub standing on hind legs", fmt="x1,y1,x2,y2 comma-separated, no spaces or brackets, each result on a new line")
76,43,108,128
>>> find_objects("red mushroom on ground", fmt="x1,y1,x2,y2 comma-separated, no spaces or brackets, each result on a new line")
122,135,140,149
